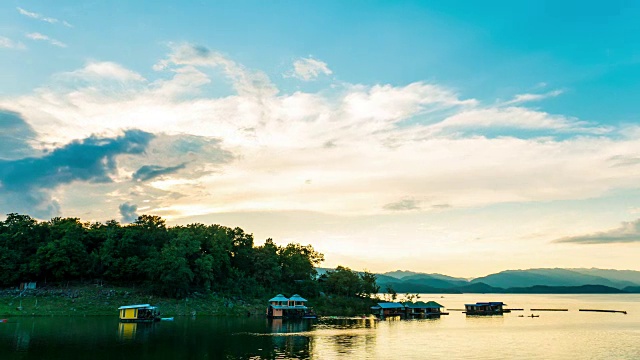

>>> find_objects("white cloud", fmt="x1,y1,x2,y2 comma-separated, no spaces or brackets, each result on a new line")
61,62,146,82
25,32,67,48
427,106,608,135
3,44,640,223
153,43,277,98
502,89,564,105
555,219,640,244
17,7,73,27
290,57,332,81
0,36,25,50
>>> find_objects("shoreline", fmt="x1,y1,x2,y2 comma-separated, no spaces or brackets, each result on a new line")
1,285,376,318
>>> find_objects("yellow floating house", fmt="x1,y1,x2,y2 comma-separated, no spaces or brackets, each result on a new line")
118,304,160,322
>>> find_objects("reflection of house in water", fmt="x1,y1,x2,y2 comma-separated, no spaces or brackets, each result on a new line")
117,322,155,342
269,318,312,333
268,319,312,359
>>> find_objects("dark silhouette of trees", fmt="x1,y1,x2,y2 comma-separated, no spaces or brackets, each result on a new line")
322,266,380,298
0,213,342,299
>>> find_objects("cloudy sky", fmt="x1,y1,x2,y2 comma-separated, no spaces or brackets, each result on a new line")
1,1,639,276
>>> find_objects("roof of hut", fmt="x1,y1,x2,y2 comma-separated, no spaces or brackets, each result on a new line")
269,294,290,302
289,294,307,302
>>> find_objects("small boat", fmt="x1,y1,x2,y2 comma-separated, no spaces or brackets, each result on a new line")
529,314,539,318
161,317,174,321
118,304,161,322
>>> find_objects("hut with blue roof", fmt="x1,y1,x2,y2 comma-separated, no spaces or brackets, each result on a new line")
266,294,316,319
402,300,448,318
371,302,406,318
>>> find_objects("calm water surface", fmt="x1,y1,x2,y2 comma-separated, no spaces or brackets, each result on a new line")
1,294,639,359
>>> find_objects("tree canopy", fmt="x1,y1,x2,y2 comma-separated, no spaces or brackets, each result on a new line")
0,213,336,298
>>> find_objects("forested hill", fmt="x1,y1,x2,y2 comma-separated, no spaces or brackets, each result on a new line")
0,213,376,300
375,268,640,293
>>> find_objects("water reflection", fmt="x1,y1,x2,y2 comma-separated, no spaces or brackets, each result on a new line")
2,295,639,360
117,322,156,342
269,318,312,333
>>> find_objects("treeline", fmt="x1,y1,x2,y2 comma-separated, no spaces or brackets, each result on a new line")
0,213,378,299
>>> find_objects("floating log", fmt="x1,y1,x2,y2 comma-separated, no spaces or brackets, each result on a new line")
530,309,568,311
579,309,627,314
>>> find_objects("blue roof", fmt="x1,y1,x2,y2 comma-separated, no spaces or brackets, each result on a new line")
269,294,289,302
377,302,405,309
403,301,444,308
118,304,154,310
289,294,307,302
465,302,506,306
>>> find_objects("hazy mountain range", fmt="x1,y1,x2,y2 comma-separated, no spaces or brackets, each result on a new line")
320,268,640,294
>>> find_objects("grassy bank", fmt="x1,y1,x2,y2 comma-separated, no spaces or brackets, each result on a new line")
0,286,377,318
0,286,266,317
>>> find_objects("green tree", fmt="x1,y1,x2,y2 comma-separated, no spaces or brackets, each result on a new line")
324,266,363,297
279,243,324,283
251,238,282,290
0,213,48,283
34,218,90,281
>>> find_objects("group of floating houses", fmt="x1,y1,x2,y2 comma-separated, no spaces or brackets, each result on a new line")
116,298,510,322
114,297,629,323
371,301,448,318
370,301,508,318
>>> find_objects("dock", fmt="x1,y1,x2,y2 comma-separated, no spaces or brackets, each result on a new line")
579,309,627,314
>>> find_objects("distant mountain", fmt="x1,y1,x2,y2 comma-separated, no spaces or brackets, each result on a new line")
506,284,625,294
569,269,640,287
382,270,423,279
623,286,640,293
470,268,634,289
317,266,640,294
401,274,469,289
454,282,502,293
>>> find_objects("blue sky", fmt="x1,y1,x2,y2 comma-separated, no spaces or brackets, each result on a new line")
1,1,639,275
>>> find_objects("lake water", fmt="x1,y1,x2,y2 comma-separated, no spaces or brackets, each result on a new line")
1,294,639,359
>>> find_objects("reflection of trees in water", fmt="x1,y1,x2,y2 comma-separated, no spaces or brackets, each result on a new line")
12,320,32,351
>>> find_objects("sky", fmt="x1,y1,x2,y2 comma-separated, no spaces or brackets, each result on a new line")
1,0,640,277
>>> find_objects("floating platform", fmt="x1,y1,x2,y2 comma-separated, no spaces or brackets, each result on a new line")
579,309,627,314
